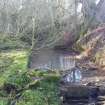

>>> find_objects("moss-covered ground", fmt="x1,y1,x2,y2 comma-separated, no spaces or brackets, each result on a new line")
0,50,60,105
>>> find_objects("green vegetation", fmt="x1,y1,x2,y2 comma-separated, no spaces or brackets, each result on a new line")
0,34,30,50
0,51,60,105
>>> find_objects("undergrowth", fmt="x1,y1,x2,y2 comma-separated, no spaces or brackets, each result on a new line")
0,51,60,105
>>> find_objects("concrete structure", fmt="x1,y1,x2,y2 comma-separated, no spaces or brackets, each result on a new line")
28,48,78,71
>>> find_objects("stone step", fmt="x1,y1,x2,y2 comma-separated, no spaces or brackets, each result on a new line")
97,96,105,101
62,96,105,105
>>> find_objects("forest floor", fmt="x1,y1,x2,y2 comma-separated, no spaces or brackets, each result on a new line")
0,50,60,105
1,50,105,105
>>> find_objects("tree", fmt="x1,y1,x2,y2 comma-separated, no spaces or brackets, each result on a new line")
0,0,97,50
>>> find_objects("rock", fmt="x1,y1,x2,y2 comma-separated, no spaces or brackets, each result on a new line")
60,85,99,98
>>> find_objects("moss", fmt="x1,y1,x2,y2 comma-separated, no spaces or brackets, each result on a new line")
0,51,60,105
0,99,8,105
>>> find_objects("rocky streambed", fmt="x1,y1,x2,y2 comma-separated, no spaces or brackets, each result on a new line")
60,84,105,105
60,67,105,105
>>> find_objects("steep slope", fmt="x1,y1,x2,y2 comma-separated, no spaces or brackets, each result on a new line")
77,26,105,68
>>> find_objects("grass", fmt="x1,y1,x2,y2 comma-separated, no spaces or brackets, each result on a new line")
0,50,60,105
0,51,27,86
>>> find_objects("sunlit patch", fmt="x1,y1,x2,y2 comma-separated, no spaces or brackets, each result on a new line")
77,3,82,13
95,0,100,5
